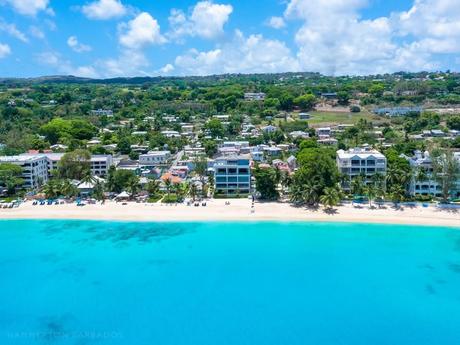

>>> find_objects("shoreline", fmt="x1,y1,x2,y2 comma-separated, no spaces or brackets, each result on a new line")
1,199,459,228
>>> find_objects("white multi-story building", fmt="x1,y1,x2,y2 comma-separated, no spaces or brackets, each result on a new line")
139,151,171,166
244,92,266,101
214,155,251,196
0,155,48,189
20,153,113,177
161,130,181,138
402,150,460,197
91,109,113,117
316,127,332,137
337,148,387,190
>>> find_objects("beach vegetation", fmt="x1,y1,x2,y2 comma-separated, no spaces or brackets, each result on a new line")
57,149,91,180
253,165,279,200
0,163,23,196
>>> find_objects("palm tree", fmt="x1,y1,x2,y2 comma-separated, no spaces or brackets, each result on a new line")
42,181,59,199
93,181,105,202
303,180,321,206
207,174,215,196
320,187,340,210
164,178,172,198
389,185,406,207
61,179,78,198
289,183,305,206
126,176,140,197
189,183,198,201
351,175,365,196
364,184,376,208
146,180,161,197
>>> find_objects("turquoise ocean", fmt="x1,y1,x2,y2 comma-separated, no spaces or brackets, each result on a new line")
1,220,460,345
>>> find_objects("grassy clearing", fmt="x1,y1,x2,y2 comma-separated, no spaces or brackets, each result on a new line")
307,110,382,126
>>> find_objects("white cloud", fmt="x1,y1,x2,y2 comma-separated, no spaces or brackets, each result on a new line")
36,51,99,78
95,50,151,77
0,43,11,58
29,26,45,39
0,20,28,42
266,16,286,29
67,36,92,53
158,63,175,75
168,1,233,40
282,0,455,75
82,0,126,20
396,0,460,54
119,12,166,49
174,30,299,75
4,0,51,16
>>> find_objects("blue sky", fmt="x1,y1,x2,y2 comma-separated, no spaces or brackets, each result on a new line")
0,0,459,78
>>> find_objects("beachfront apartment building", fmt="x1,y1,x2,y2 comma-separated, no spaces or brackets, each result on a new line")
337,148,387,190
20,153,113,177
214,155,251,196
402,150,460,197
139,151,171,166
0,155,48,189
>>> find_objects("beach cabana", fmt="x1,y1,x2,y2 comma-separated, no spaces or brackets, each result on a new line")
115,191,130,200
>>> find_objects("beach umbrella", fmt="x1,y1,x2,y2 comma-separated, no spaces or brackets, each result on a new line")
116,191,130,199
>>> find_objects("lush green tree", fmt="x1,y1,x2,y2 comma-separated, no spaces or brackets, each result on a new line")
0,163,23,195
295,147,339,192
205,119,225,138
106,168,137,193
320,187,340,209
294,94,317,111
431,150,460,201
446,116,460,130
126,176,140,197
42,179,78,199
40,118,71,144
253,166,279,200
146,180,161,197
117,136,132,154
93,181,105,201
58,149,91,180
193,157,209,196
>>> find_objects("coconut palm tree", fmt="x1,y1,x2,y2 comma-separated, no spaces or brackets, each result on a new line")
207,174,215,196
126,176,140,197
320,187,340,210
364,184,377,208
289,183,305,206
93,181,105,202
351,175,365,196
42,180,60,199
389,185,406,207
164,178,173,198
189,183,198,201
303,180,321,206
146,180,161,197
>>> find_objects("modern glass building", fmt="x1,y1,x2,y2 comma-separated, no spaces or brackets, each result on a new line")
214,155,251,196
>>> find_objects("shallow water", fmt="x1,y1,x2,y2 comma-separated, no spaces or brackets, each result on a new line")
1,220,460,345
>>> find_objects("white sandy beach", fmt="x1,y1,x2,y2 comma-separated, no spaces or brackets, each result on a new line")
0,199,459,227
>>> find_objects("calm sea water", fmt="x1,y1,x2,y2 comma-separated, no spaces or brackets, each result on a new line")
0,220,460,345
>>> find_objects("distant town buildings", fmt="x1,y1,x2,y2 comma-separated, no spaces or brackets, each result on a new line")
91,109,113,117
139,151,171,166
244,92,266,101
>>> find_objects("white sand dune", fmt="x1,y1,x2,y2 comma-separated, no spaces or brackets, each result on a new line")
1,199,459,227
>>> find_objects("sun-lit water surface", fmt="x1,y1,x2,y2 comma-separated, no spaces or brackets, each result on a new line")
0,220,460,345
